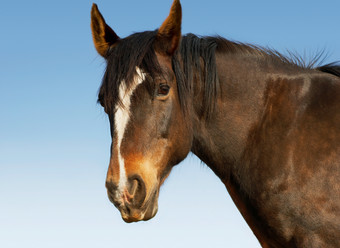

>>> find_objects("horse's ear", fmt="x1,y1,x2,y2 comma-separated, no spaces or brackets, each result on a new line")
156,0,182,56
91,3,119,58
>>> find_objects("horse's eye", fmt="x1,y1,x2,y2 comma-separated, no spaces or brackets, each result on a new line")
157,84,170,96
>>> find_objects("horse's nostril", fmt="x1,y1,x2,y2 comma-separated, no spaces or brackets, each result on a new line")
129,179,139,197
128,175,146,208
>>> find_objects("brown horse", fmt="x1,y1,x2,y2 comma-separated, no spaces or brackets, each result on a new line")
91,1,340,247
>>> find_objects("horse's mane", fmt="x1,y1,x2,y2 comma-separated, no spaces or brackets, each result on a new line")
98,31,340,117
317,62,340,77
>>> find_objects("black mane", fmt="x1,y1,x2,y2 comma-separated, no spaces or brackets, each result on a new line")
317,62,340,77
98,31,340,117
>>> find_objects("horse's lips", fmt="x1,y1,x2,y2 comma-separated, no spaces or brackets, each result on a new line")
120,202,158,223
108,187,159,223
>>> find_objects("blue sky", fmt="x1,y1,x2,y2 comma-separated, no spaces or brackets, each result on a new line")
1,0,339,247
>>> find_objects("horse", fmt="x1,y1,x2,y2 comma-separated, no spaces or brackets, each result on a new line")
90,1,340,247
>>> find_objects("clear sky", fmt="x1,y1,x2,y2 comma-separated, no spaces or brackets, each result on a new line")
1,0,339,247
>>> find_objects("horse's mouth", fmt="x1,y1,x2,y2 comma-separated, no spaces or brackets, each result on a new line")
109,188,159,223
120,203,158,223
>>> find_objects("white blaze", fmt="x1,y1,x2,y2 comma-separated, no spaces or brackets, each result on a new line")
115,67,145,194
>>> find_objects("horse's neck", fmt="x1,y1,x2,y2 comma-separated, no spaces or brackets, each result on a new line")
191,52,268,181
190,52,289,246
190,50,340,247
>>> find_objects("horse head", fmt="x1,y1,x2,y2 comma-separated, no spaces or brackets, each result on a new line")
91,0,193,222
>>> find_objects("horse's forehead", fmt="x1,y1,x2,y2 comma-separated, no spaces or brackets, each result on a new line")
117,67,146,103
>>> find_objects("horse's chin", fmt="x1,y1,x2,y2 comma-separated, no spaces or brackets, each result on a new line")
121,202,158,223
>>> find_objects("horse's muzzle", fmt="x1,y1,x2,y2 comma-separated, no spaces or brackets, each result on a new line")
106,176,158,222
